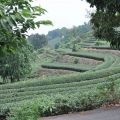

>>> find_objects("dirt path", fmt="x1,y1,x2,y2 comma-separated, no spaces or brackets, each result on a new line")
41,107,120,120
37,68,75,77
57,55,102,65
87,48,120,56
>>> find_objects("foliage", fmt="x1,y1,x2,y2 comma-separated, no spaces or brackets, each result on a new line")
7,87,120,120
0,72,120,108
37,48,45,54
0,50,120,119
30,47,57,78
0,44,32,83
42,62,92,72
8,102,39,120
0,0,52,54
72,44,77,52
74,58,79,64
0,50,118,87
1,63,120,91
0,0,52,83
65,51,105,61
28,34,48,50
47,28,62,40
54,43,60,49
87,0,120,48
97,76,119,102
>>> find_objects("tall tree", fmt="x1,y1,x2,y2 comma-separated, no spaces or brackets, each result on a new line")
86,0,120,48
0,45,32,83
0,0,52,83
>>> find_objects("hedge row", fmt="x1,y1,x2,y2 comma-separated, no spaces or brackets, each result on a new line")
94,55,115,70
7,86,120,120
65,51,119,70
1,80,120,119
41,63,94,72
65,51,105,61
0,66,120,90
0,74,120,108
0,72,120,100
42,50,115,72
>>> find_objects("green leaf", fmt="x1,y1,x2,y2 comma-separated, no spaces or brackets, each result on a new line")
22,9,31,17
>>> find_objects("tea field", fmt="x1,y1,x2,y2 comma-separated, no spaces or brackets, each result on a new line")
0,48,120,120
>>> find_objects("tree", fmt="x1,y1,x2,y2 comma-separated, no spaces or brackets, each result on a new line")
0,0,52,83
47,29,62,40
0,45,32,83
0,0,52,54
86,0,120,48
28,34,48,50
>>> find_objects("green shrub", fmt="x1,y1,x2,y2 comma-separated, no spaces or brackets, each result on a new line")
55,43,60,49
42,63,92,72
1,66,120,91
37,48,44,54
97,76,119,102
72,44,76,52
8,102,39,120
74,58,79,64
7,89,117,120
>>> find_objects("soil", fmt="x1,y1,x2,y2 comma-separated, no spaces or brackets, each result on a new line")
87,48,120,56
36,68,75,77
35,53,104,77
57,55,102,66
36,49,118,77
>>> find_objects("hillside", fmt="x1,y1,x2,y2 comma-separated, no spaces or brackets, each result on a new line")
47,24,110,49
0,22,119,120
1,45,120,119
1,0,120,120
0,23,119,120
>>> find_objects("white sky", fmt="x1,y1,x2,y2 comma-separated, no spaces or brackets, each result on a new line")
28,0,93,35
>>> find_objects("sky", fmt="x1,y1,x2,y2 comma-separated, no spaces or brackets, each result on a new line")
28,0,94,35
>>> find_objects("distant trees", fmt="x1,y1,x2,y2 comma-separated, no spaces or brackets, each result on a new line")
47,23,91,48
47,29,62,40
47,23,91,42
28,34,48,50
86,0,120,48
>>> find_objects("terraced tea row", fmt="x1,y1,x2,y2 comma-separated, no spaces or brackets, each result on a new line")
1,78,120,113
1,72,120,102
0,66,120,107
1,65,120,90
42,51,120,72
42,63,94,72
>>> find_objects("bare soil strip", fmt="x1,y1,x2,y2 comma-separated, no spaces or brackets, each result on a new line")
57,55,102,65
37,68,75,77
87,49,120,56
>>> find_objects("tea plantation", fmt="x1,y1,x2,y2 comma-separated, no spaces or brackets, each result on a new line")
1,49,120,120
